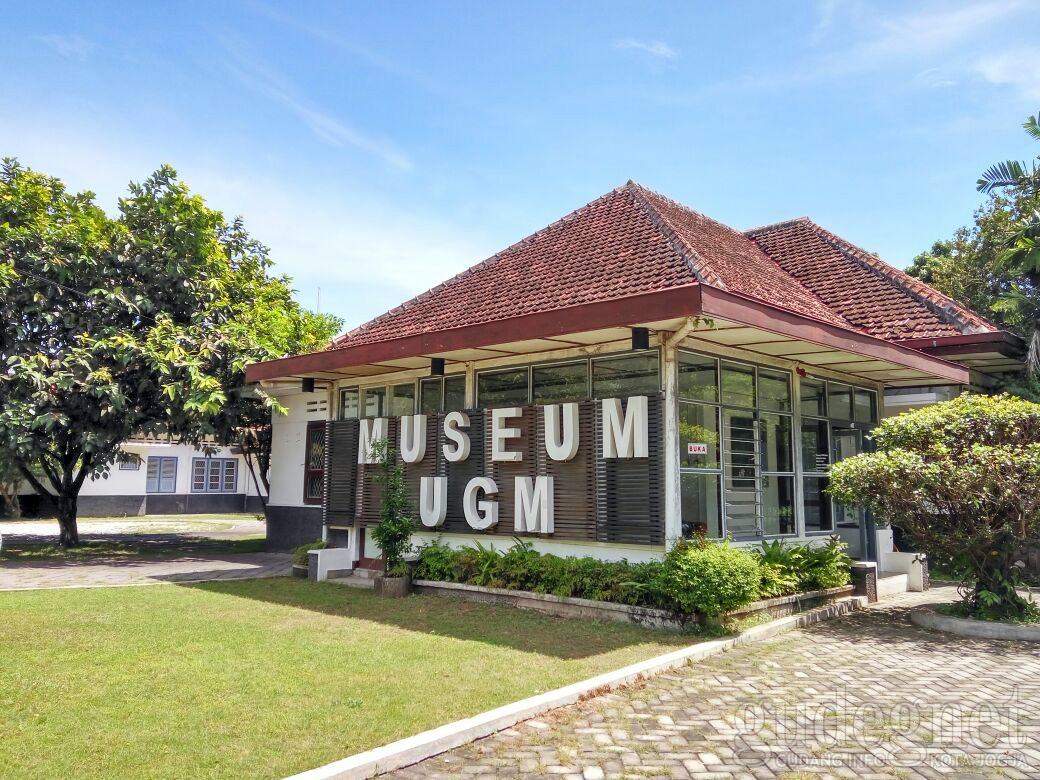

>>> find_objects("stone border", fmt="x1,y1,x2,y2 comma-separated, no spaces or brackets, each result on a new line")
911,604,1040,641
284,596,866,780
412,579,854,630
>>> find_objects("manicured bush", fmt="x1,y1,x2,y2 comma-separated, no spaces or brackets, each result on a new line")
830,393,1040,622
292,539,328,567
657,538,760,617
754,538,851,596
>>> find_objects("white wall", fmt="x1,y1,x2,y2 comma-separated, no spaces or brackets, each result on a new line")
267,389,330,507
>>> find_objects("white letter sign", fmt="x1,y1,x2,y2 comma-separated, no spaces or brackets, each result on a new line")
543,403,579,461
601,396,649,458
514,476,554,534
463,476,499,530
491,407,523,462
399,414,427,464
443,411,471,462
358,417,388,464
419,476,447,528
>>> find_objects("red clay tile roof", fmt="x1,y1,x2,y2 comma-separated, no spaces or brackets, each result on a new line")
331,182,994,350
745,217,997,340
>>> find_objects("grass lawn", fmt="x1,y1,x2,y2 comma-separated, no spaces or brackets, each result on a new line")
0,578,700,779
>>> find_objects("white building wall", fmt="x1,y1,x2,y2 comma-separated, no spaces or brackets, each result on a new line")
268,389,330,507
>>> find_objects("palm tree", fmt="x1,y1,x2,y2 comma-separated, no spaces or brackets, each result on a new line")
977,112,1040,374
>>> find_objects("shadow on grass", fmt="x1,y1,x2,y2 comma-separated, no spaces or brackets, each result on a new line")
184,577,706,660
0,536,268,562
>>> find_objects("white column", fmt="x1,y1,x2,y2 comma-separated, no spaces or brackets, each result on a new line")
662,342,682,550
464,362,477,408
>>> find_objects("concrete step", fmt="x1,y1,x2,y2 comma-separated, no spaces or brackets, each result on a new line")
350,567,380,580
328,573,374,590
877,572,910,598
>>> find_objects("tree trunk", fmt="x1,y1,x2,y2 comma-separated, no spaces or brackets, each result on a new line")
56,492,80,547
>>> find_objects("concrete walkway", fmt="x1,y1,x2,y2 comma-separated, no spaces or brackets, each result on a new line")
387,587,1040,779
0,552,290,590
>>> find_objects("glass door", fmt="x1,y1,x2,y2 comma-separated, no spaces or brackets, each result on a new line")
831,427,866,557
723,410,760,537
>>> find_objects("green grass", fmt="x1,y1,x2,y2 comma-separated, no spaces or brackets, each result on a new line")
0,577,696,779
0,536,267,561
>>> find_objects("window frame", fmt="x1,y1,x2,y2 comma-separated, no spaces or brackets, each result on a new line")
302,421,326,506
190,458,239,494
145,456,177,494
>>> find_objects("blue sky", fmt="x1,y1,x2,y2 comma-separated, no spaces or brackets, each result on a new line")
4,1,1040,331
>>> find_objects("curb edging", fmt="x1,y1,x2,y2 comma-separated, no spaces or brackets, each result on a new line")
284,595,866,780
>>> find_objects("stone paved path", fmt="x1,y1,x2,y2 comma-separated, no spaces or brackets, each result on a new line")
387,587,1040,779
0,552,290,590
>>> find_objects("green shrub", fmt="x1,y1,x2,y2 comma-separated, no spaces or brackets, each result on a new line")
658,538,760,617
413,538,458,581
368,439,418,576
754,538,851,595
801,538,852,590
292,539,328,567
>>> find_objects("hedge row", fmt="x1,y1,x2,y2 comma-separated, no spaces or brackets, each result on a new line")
413,536,852,618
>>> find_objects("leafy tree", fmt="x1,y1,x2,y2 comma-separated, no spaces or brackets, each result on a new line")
368,439,417,576
0,159,340,545
829,394,1040,622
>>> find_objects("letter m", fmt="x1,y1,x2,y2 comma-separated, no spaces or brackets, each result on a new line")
514,476,554,534
358,417,388,464
601,396,649,458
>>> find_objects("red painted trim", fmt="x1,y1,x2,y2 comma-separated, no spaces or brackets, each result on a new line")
246,285,704,381
894,331,1025,358
696,286,971,384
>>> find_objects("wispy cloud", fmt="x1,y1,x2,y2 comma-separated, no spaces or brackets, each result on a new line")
614,39,677,60
218,37,412,170
35,34,94,61
976,49,1040,101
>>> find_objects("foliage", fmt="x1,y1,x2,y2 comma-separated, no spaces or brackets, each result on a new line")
753,538,851,597
657,538,760,617
937,599,1040,625
0,159,340,545
292,539,329,567
829,394,1040,622
415,538,670,609
368,439,417,576
0,449,22,518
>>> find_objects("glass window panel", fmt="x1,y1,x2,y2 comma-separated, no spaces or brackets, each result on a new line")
678,402,720,469
591,353,660,398
389,383,415,416
443,376,466,411
339,387,359,420
720,362,755,408
801,418,830,473
759,413,793,473
758,368,791,412
118,458,140,471
761,475,796,535
477,368,529,408
677,352,718,402
419,378,442,415
208,461,221,492
854,389,877,423
800,377,826,417
831,426,862,463
307,427,326,469
803,476,834,533
159,458,177,493
192,459,207,492
828,382,853,420
146,457,160,493
532,361,588,404
222,460,237,492
362,386,386,418
681,472,723,539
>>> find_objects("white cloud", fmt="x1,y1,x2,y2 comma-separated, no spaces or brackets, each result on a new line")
219,37,413,171
614,39,678,60
35,34,94,61
975,49,1040,101
914,67,958,90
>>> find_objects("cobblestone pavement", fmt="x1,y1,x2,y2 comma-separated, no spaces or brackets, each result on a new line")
0,552,290,590
388,587,1040,779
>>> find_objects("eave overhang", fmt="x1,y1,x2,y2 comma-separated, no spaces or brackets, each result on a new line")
246,282,971,386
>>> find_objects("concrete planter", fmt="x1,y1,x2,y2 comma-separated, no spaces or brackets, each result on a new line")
412,580,855,630
911,605,1040,641
291,564,309,579
375,574,412,598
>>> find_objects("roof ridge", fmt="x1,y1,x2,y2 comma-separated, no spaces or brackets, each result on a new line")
331,184,635,349
795,218,997,335
743,216,811,236
624,181,726,289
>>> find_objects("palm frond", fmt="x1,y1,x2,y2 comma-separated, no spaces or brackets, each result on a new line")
977,160,1032,193
1025,113,1040,142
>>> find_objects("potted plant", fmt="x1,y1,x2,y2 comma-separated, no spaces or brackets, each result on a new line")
369,439,418,597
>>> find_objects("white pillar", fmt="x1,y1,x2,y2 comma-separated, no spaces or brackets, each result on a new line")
662,342,681,549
